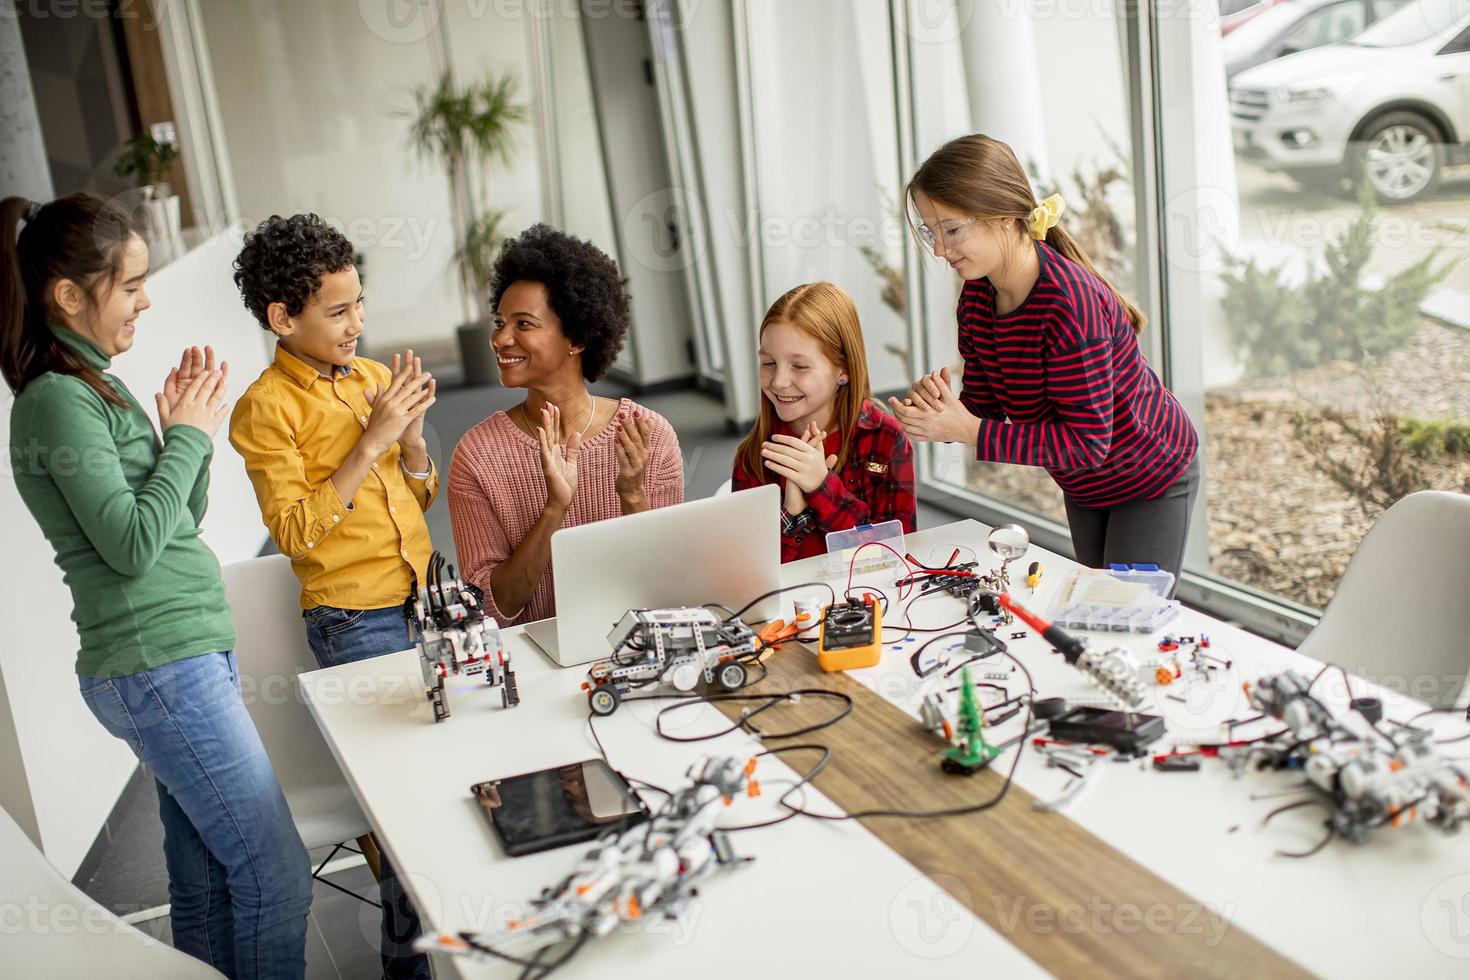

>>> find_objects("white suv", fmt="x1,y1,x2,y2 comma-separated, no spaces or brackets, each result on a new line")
1230,0,1470,202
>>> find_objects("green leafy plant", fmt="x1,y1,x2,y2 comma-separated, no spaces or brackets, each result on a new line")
112,132,179,190
455,209,509,308
1221,186,1453,378
1399,417,1470,459
402,71,527,324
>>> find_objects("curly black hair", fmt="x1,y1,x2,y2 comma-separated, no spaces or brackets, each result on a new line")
488,223,630,381
233,213,356,330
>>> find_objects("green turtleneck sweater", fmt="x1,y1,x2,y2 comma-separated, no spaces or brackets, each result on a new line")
9,327,235,678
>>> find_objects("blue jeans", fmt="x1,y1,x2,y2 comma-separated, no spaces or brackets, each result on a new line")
302,603,414,669
303,603,429,980
79,651,311,980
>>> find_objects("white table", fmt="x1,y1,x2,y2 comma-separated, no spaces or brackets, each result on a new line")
298,528,1046,978
301,520,1470,978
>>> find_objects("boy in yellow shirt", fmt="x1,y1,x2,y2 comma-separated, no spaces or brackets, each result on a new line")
229,213,436,979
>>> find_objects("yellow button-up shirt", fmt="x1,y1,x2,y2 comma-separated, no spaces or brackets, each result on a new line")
229,345,439,610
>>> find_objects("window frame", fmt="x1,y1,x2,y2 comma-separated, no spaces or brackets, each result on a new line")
897,0,1324,646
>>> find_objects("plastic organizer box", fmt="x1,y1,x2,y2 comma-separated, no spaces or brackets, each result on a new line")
1046,563,1180,634
824,520,907,577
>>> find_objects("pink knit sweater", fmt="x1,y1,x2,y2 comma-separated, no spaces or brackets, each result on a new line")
448,397,684,624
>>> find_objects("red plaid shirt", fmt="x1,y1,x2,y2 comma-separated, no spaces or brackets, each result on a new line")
733,398,917,562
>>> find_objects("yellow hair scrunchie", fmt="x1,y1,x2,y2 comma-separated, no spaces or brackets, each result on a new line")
1027,193,1066,240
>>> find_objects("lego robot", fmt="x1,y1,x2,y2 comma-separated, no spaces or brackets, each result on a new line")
416,755,756,963
407,552,519,722
582,608,759,716
1233,669,1469,845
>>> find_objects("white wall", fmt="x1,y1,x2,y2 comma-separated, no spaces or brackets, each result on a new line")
673,0,760,423
196,1,501,349
0,230,270,874
540,6,634,376
743,0,910,391
440,2,545,241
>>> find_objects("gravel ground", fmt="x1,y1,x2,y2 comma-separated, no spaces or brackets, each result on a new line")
964,319,1470,610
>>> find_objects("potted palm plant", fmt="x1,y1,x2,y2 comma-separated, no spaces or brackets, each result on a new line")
113,128,185,266
404,71,527,385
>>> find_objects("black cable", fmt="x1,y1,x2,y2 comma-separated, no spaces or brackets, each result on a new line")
1403,705,1470,745
625,775,674,799
777,650,1037,821
1257,796,1341,860
718,743,833,833
882,587,968,645
586,710,613,767
907,630,971,677
734,658,770,688
1277,824,1337,860
844,585,890,618
1261,797,1326,826
452,929,588,979
1306,662,1356,701
725,581,836,623
654,689,854,742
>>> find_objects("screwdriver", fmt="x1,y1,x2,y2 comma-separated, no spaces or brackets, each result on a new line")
1026,561,1042,595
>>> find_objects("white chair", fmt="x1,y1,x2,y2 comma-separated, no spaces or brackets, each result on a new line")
221,554,377,901
1296,491,1470,708
1,803,223,979
715,478,733,496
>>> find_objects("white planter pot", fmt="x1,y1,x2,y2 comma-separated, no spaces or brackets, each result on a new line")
140,187,185,267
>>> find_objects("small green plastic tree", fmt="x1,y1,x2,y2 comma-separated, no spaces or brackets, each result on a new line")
943,666,1001,774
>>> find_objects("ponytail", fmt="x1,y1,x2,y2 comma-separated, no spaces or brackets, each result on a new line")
1,193,140,407
1044,224,1146,334
906,133,1146,335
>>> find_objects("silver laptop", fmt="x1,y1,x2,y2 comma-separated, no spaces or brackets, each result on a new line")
523,485,782,667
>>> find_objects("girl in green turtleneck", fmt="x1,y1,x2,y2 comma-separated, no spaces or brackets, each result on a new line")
2,194,310,980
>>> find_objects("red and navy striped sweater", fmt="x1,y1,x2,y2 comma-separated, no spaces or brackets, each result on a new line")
958,241,1197,508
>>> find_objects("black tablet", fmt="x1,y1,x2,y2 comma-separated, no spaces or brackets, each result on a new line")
472,759,650,857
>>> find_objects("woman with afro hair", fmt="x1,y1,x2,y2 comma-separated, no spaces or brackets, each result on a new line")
448,224,684,623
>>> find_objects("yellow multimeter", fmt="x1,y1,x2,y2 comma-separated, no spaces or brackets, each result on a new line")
816,596,883,672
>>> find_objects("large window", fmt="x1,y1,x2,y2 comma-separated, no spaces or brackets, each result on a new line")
740,0,909,393
892,0,1470,639
197,2,458,351
195,1,545,356
1164,0,1470,624
903,0,1147,535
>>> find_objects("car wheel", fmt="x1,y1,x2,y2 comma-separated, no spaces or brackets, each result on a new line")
588,687,620,716
1350,111,1444,204
716,661,747,691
